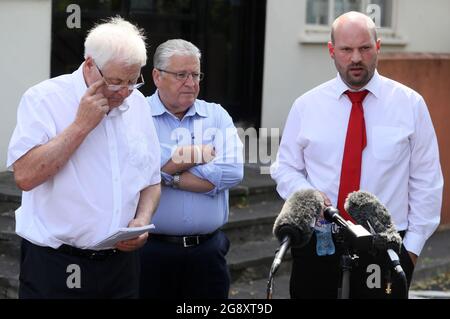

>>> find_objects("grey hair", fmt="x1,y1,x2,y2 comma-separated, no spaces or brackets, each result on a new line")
153,39,201,70
84,16,147,69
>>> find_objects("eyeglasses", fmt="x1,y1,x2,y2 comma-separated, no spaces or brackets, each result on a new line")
157,69,204,82
95,63,145,92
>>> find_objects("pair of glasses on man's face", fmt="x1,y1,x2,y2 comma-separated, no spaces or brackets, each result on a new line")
95,63,145,92
157,69,204,82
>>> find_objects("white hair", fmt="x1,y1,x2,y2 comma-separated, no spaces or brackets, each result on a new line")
84,16,147,69
153,39,201,70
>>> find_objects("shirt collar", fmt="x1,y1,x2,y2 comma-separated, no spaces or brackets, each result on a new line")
333,69,382,99
73,62,130,117
73,63,88,102
150,90,208,119
108,102,130,117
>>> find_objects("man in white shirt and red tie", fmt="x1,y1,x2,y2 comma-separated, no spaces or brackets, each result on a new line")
271,11,443,298
7,17,161,298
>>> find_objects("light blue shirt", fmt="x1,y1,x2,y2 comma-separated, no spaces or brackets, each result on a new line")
147,91,244,235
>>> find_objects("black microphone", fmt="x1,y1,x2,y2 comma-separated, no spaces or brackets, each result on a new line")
345,191,404,275
271,189,324,275
323,206,373,251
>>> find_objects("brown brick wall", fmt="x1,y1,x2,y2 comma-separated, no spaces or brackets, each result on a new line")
378,53,450,226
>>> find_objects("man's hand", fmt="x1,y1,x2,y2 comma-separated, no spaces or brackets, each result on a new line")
200,144,216,163
318,191,332,207
115,218,149,252
74,79,109,134
172,144,216,165
316,191,332,219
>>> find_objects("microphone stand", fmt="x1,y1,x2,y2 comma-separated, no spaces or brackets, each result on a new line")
340,250,351,299
384,249,409,299
267,236,290,299
398,271,408,299
339,247,359,299
334,228,359,299
266,270,275,299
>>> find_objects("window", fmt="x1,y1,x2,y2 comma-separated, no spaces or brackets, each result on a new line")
301,0,405,45
306,0,392,28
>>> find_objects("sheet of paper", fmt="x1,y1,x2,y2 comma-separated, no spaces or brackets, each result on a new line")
90,224,155,250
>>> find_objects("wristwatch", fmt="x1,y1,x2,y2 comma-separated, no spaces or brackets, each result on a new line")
172,173,181,189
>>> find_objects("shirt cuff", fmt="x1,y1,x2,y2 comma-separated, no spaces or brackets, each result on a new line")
190,163,222,196
160,171,173,185
402,231,427,256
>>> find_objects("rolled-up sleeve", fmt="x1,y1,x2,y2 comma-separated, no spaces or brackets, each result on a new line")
189,109,244,196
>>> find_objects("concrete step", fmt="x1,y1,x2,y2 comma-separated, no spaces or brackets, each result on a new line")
0,252,19,299
0,277,19,299
0,210,20,298
0,202,20,214
227,237,291,284
224,198,283,245
0,211,16,240
0,253,19,282
0,226,20,259
0,211,20,260
0,172,20,205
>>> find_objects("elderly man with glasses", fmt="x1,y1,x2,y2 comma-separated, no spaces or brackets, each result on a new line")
139,39,244,299
7,17,161,298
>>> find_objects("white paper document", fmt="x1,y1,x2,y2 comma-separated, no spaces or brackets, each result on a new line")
91,224,155,250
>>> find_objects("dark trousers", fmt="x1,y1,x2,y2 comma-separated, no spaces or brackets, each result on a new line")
19,239,140,299
139,230,230,299
290,231,415,299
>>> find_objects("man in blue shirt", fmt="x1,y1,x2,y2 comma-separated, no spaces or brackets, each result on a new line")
140,39,244,299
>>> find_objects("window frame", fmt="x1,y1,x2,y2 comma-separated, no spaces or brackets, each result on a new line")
300,0,407,46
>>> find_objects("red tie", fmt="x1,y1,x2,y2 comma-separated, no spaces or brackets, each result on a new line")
337,90,369,222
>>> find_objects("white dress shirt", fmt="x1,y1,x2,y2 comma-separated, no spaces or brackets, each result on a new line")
7,64,161,249
271,70,443,255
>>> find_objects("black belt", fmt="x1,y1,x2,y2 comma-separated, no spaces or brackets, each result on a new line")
150,230,217,248
56,244,120,260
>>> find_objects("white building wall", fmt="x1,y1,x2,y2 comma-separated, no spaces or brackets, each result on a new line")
397,0,450,53
1,0,449,171
261,0,450,133
0,0,52,170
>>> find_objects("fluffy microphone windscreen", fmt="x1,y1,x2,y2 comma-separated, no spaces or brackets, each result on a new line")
273,189,324,247
345,191,402,253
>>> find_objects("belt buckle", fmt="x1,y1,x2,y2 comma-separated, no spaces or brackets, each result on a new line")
88,249,116,259
183,236,199,248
